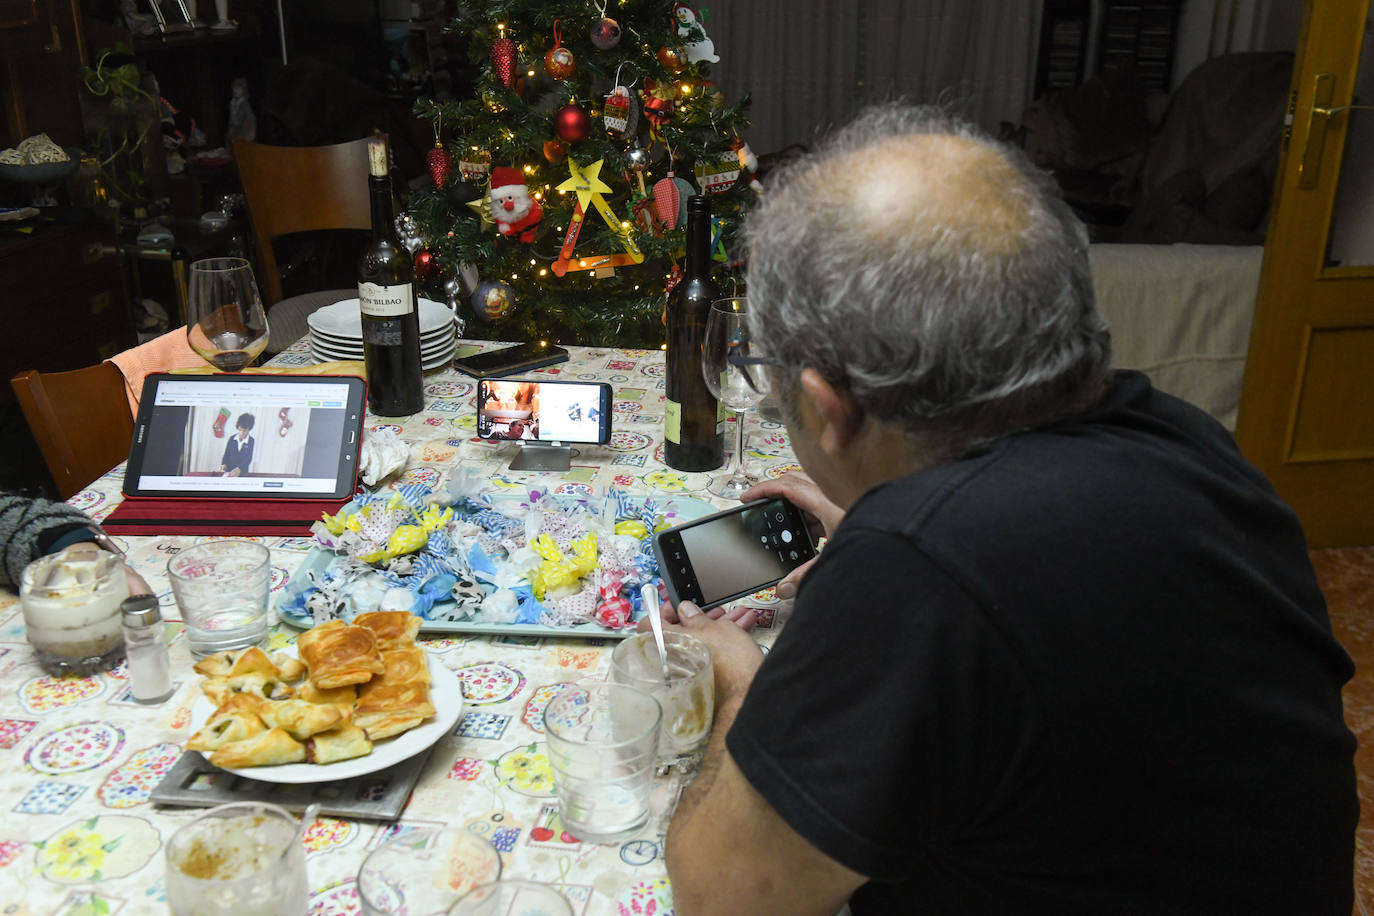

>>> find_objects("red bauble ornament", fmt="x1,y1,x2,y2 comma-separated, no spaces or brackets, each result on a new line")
543,139,568,164
555,104,591,143
490,35,516,88
657,46,685,73
545,47,575,80
426,144,450,188
544,20,575,80
414,248,436,279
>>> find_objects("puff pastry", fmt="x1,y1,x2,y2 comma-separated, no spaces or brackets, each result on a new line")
201,672,296,707
256,698,344,740
353,610,422,649
298,682,357,720
271,651,306,681
193,646,279,679
297,620,386,689
306,725,373,764
209,727,307,768
374,647,430,686
187,707,267,751
354,680,434,740
355,714,426,741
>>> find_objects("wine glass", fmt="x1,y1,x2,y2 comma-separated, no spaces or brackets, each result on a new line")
702,297,770,500
185,257,269,371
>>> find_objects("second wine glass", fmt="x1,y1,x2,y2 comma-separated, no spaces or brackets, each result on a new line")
702,297,770,500
186,257,269,372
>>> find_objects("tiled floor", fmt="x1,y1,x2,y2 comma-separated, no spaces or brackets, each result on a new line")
1310,546,1374,916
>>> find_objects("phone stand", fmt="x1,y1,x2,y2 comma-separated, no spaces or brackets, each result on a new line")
508,441,572,471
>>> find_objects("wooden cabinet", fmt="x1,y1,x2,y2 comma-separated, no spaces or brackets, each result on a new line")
0,212,135,410
0,0,86,149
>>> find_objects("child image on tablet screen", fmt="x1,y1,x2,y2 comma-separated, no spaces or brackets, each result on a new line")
218,413,256,476
185,406,310,478
478,381,540,440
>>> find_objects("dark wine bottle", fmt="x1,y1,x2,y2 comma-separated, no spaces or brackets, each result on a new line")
358,138,424,417
664,195,724,471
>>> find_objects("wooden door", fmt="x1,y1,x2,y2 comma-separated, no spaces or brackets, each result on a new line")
1234,0,1374,547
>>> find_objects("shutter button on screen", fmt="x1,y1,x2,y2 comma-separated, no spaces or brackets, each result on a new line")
781,530,793,543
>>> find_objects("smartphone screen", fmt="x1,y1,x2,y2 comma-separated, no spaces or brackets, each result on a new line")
477,379,612,444
453,341,569,378
654,498,817,609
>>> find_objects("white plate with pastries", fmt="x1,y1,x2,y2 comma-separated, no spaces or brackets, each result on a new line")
187,615,463,784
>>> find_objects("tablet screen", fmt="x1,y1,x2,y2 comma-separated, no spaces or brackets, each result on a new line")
124,374,367,500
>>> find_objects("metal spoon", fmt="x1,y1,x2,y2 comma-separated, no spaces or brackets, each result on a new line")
640,583,671,685
296,803,321,844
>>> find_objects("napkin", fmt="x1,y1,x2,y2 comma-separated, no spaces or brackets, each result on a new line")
358,428,410,486
108,327,208,415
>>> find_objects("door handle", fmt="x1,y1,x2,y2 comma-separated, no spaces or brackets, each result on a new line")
1299,73,1374,189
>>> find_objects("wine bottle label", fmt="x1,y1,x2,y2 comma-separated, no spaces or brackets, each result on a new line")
359,281,414,318
664,399,682,444
362,317,405,346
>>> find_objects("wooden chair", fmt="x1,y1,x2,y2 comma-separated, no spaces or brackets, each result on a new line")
11,363,135,500
232,135,380,354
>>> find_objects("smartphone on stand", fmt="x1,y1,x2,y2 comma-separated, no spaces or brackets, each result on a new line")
453,341,570,378
653,498,818,610
476,378,613,444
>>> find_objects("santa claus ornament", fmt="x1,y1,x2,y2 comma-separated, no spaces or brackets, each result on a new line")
488,166,542,242
544,21,576,80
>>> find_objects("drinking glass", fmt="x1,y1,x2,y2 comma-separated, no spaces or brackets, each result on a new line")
543,683,661,845
186,257,269,371
358,828,503,915
164,801,307,915
167,540,271,656
702,297,770,500
448,880,573,915
610,631,714,769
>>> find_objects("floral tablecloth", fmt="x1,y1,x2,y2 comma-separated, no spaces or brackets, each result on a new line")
0,340,800,915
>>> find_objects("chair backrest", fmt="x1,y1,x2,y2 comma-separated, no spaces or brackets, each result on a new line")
11,363,135,500
232,135,380,307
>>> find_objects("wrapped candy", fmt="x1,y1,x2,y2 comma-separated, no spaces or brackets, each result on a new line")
594,573,634,629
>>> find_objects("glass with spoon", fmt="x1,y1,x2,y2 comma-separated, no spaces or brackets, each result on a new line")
701,296,770,500
186,257,269,371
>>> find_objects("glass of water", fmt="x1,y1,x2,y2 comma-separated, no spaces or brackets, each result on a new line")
543,683,661,845
167,540,271,656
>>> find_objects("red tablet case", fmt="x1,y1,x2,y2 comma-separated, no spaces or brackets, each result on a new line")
101,494,351,537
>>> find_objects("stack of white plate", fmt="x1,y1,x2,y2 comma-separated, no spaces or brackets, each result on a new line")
306,298,458,369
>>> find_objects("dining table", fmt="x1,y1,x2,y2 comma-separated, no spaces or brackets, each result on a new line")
0,337,803,914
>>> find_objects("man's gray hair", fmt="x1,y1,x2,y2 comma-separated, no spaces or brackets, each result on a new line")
746,103,1111,454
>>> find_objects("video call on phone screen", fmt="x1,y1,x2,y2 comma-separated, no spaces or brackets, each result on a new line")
478,381,603,442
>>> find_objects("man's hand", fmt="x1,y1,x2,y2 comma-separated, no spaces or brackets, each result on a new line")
662,600,764,705
740,471,845,598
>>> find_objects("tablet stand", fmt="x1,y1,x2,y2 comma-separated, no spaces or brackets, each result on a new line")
508,441,572,471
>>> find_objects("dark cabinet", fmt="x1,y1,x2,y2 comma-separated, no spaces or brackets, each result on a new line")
1035,0,1183,99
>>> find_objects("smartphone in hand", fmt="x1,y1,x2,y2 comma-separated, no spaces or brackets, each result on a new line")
653,498,817,610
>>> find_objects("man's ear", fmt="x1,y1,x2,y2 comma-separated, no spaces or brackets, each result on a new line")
799,369,863,454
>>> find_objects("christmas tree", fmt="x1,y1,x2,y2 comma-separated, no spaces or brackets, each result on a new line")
408,0,758,347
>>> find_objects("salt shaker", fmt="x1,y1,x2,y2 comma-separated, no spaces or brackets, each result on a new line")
121,595,174,704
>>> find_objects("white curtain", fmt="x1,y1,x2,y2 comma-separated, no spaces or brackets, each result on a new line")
708,0,1040,155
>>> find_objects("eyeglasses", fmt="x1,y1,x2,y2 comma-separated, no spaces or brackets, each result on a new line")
725,332,781,393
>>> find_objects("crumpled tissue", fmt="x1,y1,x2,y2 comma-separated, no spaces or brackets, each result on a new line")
359,428,410,486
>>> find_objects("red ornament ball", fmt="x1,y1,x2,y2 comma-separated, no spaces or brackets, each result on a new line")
414,248,436,279
590,17,621,50
544,46,576,80
657,46,685,73
555,104,591,143
543,139,568,164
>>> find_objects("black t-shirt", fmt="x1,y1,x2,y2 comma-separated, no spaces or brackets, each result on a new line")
727,372,1356,914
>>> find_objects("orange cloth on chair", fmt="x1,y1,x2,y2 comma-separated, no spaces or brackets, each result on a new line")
107,327,208,416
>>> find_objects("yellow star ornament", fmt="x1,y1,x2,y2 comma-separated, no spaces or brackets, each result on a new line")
556,158,613,211
466,188,494,230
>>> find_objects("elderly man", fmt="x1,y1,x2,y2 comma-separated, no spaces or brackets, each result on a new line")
656,105,1356,914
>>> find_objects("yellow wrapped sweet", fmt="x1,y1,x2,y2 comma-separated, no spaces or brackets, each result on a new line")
614,519,650,539
529,533,599,600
